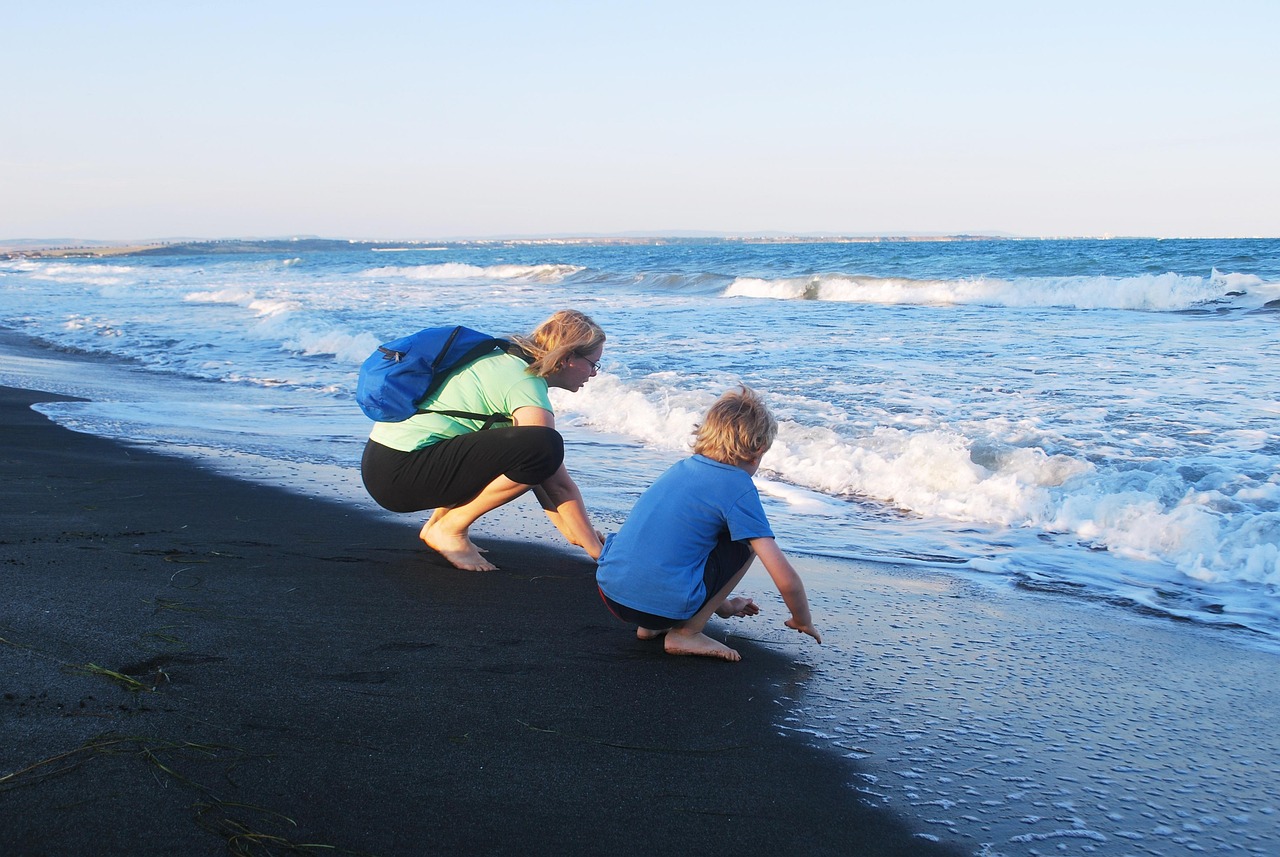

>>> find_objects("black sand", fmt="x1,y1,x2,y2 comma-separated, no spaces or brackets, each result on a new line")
0,385,964,856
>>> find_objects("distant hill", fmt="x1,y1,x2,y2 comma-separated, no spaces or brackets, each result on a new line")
5,233,1029,258
131,238,391,255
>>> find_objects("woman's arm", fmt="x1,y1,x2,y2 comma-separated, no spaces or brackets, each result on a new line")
513,407,605,560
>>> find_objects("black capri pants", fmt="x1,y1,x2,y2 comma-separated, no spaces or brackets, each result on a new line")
361,425,564,513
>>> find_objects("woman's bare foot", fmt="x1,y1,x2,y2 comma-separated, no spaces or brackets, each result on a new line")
421,517,496,571
425,531,496,571
419,508,445,544
664,630,741,662
715,596,759,619
636,627,668,640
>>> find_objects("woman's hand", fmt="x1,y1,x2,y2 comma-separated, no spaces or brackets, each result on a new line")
532,475,603,561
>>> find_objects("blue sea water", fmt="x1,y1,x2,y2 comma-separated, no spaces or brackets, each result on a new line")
3,237,1280,854
2,237,1278,645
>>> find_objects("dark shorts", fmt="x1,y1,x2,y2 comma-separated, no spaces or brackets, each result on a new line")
360,426,564,513
599,535,753,630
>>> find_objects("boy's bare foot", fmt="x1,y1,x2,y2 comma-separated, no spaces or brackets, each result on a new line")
421,518,496,572
636,627,668,640
715,596,759,619
664,630,741,662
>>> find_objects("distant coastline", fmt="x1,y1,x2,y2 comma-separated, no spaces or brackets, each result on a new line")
2,234,1023,259
5,233,1273,260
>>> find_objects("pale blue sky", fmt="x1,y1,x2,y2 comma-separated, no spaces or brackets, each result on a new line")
4,1,1277,240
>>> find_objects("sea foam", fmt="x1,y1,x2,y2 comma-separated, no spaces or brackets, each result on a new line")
559,369,1280,603
724,269,1269,311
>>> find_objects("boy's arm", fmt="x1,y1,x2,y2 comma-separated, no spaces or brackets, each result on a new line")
749,536,822,644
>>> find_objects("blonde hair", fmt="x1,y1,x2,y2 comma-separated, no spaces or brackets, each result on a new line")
510,310,606,378
692,386,777,466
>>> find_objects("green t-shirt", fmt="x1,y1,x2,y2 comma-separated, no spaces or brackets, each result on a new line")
368,351,553,452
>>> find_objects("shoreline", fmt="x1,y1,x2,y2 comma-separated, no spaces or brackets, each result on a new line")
0,383,963,856
4,330,1279,854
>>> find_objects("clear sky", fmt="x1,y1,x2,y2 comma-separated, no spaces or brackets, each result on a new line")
4,1,1277,240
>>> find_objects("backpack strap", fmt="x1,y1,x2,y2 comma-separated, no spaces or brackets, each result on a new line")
414,338,533,429
499,340,534,364
418,408,512,430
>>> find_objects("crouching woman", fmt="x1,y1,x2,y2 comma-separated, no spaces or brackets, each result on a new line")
361,309,606,571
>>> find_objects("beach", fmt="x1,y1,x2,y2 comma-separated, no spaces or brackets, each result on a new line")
7,0,1278,849
3,239,1278,856
4,387,1279,857
0,383,967,856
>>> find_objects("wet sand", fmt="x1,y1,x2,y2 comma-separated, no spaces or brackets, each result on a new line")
0,384,964,856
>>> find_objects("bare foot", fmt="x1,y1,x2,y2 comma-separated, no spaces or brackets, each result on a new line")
419,508,445,541
425,531,496,571
636,627,668,640
715,596,759,619
664,630,741,662
421,518,496,572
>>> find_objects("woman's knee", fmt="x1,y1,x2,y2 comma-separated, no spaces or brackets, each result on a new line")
506,425,564,484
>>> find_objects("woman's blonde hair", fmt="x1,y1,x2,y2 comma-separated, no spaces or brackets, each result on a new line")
510,310,606,378
692,386,777,466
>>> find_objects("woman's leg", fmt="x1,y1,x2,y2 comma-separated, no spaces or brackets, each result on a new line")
362,427,564,513
361,428,564,570
420,473,534,571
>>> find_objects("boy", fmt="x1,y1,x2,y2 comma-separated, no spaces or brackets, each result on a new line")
596,386,822,662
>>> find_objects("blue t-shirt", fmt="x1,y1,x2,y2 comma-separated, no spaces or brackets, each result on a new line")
596,454,774,619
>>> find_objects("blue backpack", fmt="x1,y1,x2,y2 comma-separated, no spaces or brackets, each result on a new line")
356,325,522,424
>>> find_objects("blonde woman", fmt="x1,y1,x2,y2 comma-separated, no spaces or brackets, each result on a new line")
362,310,605,571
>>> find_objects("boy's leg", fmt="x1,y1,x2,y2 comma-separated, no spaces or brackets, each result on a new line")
664,553,755,662
598,589,674,640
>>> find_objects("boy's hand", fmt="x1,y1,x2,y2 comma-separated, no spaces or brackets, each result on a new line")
785,618,822,644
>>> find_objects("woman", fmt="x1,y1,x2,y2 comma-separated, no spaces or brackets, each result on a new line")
360,309,606,571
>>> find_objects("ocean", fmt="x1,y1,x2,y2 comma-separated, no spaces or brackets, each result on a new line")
3,238,1277,644
3,237,1279,853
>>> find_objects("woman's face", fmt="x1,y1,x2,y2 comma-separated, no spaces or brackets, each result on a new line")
548,344,602,392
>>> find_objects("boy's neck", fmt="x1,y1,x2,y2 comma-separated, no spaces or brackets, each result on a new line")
697,451,764,475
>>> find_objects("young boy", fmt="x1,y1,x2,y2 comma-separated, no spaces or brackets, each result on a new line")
596,386,822,662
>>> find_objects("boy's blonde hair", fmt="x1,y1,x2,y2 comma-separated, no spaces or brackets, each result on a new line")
692,386,777,466
510,309,606,378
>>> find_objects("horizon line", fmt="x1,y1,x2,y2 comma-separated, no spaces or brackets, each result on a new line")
4,230,1277,251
